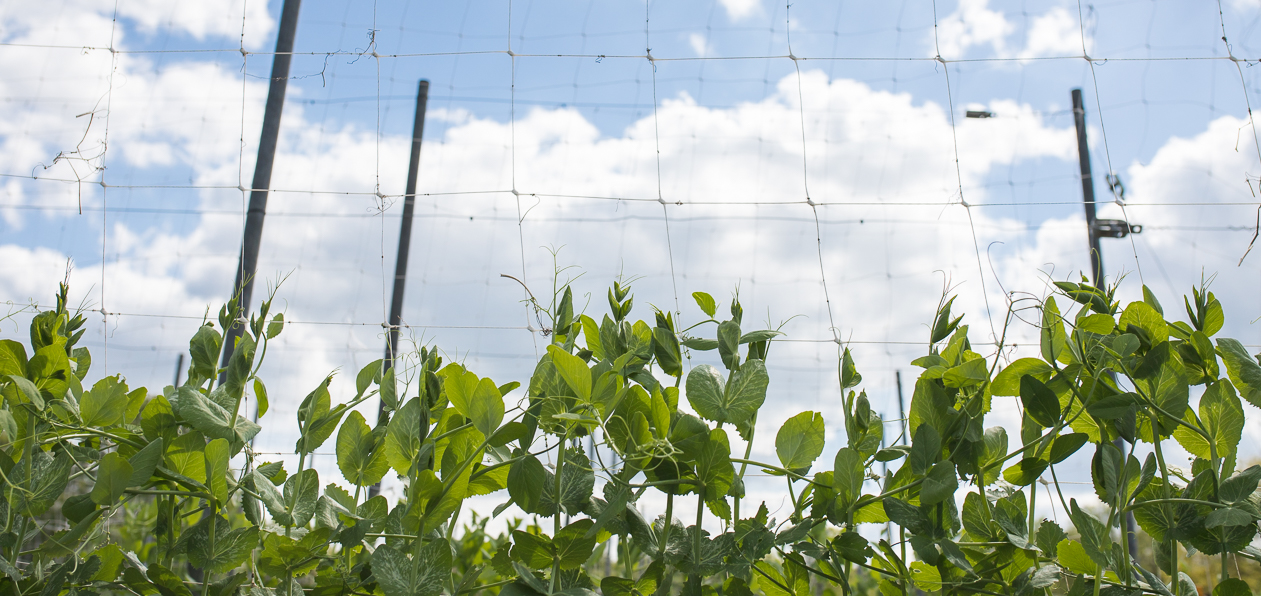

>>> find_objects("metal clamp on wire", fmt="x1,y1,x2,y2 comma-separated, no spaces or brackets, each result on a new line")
1092,219,1142,238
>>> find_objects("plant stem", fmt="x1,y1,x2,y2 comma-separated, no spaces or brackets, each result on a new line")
732,413,757,523
691,492,705,587
550,440,566,594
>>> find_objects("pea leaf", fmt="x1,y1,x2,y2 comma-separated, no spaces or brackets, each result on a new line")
81,376,128,427
919,461,958,506
336,410,389,487
555,519,598,569
548,345,592,401
282,469,319,528
1020,375,1061,428
775,411,825,472
372,540,451,596
90,452,133,506
1217,338,1261,408
692,292,717,317
204,438,230,504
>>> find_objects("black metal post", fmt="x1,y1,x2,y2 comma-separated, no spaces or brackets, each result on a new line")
1071,88,1139,562
382,80,429,389
368,80,429,500
1072,89,1105,287
220,0,302,373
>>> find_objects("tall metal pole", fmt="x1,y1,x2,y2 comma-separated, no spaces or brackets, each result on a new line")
382,80,430,386
1072,88,1104,287
1071,88,1139,561
368,80,429,500
221,0,302,372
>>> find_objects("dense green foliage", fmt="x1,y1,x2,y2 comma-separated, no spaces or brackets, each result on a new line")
0,277,1258,596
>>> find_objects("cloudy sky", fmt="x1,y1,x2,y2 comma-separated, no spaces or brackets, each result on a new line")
4,0,1261,527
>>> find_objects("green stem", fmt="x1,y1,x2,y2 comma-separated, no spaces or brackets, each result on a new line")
732,414,757,523
550,439,566,595
691,492,705,587
659,491,674,560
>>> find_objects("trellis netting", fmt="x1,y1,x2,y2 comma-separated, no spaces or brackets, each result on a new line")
2,0,1260,528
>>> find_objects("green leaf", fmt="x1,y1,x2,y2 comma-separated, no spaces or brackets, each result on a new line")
1055,539,1096,575
1036,521,1067,557
832,447,864,504
1217,338,1261,408
1204,508,1253,529
696,429,736,519
919,461,958,506
385,398,426,477
1220,465,1261,504
717,321,741,370
722,359,770,427
283,468,319,528
188,522,260,574
125,437,163,488
775,411,825,472
740,330,783,344
81,376,129,426
1041,296,1068,364
992,358,1053,396
909,562,943,592
1173,380,1244,474
204,438,230,504
372,540,451,596
468,377,505,437
511,531,554,569
171,386,253,447
1020,375,1061,427
188,324,221,383
12,449,72,515
1085,393,1140,419
1212,579,1251,596
253,379,269,419
653,327,683,378
685,364,726,423
841,349,862,390
267,313,285,339
549,345,592,401
223,333,255,400
7,374,43,409
90,452,133,506
681,337,718,351
942,357,988,388
1002,458,1048,487
693,292,717,317
147,563,194,596
1049,433,1089,464
1119,301,1168,343
336,410,389,487
909,425,940,476
555,519,598,569
508,455,552,516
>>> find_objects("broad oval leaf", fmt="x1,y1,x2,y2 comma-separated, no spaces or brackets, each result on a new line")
775,411,825,471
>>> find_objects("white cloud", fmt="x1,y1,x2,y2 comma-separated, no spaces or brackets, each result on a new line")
688,32,715,58
117,0,275,49
935,0,1014,60
935,0,1090,60
1020,7,1087,58
719,0,760,21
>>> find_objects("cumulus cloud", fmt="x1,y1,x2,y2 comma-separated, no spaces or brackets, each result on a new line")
719,0,760,21
935,0,1089,60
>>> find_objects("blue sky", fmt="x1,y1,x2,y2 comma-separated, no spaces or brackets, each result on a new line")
5,0,1261,524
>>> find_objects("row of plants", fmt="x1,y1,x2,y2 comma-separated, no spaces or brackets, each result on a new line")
0,275,1258,596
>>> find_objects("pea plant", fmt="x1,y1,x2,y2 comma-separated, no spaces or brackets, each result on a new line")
0,276,1258,596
